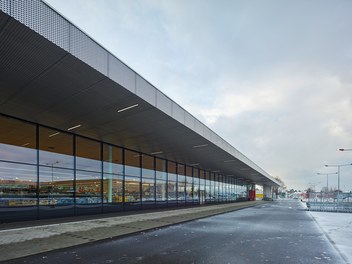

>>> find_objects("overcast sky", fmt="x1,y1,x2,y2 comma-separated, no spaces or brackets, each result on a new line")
45,0,352,192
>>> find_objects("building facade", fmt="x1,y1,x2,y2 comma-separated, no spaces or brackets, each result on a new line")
0,0,279,222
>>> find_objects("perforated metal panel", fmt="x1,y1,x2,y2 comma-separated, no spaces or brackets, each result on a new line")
0,0,11,15
69,25,108,75
108,54,136,93
11,0,69,51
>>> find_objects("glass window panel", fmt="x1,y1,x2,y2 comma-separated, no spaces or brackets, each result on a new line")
156,180,167,201
76,137,101,172
39,166,74,205
76,170,102,204
39,127,73,169
125,150,140,177
0,161,37,206
103,173,122,203
125,176,140,202
0,115,36,164
142,177,155,201
142,155,154,179
185,166,192,177
156,158,166,180
167,181,177,200
167,162,177,182
178,164,185,175
178,181,185,200
103,144,123,175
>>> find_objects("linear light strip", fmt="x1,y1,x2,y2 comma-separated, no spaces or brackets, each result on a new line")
67,124,81,131
192,144,208,148
118,104,139,113
49,132,60,137
150,151,163,155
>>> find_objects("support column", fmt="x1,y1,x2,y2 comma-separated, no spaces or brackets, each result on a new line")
263,184,272,199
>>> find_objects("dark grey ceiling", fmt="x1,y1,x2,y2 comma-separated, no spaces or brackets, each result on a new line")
0,9,279,187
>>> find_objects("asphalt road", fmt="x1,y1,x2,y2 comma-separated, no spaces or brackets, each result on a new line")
5,200,345,264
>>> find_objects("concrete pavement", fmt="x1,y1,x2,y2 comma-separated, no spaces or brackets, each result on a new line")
0,201,264,262
2,200,347,264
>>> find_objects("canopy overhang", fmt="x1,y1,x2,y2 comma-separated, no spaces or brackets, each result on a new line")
0,2,279,187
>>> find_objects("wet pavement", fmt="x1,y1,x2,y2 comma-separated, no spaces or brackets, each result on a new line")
3,200,346,264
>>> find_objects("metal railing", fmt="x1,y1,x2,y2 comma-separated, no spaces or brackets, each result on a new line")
307,191,352,213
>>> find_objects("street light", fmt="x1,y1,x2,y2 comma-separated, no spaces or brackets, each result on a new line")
317,172,338,192
338,148,352,151
324,163,352,204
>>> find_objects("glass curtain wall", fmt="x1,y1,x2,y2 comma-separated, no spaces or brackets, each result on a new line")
124,150,141,205
167,162,177,204
75,137,102,214
39,127,74,216
0,114,252,221
0,116,37,214
185,166,193,204
177,164,185,204
103,144,123,208
142,155,155,205
156,158,167,203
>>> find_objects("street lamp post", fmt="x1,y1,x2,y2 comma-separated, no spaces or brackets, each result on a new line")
324,163,352,209
338,148,352,151
317,172,338,192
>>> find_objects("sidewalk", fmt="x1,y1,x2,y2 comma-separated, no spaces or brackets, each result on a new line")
310,211,352,264
0,201,264,262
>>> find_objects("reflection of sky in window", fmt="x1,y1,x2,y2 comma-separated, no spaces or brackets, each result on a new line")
0,162,36,181
39,150,73,169
0,143,36,164
76,171,100,180
76,156,101,172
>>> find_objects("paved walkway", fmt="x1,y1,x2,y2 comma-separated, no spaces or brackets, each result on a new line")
0,201,264,262
310,211,352,264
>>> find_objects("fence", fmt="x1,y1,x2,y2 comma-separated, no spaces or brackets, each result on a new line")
307,191,352,213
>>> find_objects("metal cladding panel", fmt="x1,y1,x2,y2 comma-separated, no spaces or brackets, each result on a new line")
136,75,156,106
10,0,70,51
194,119,204,137
69,25,108,75
0,1,10,14
156,91,172,116
171,103,185,124
108,54,136,93
184,112,195,131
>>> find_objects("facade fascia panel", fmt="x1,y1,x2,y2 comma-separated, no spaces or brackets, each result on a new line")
108,54,136,93
136,75,156,107
156,91,172,116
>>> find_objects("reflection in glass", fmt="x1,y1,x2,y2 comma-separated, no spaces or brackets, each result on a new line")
125,176,140,202
0,115,36,164
103,144,123,203
156,180,167,201
142,177,154,202
39,166,74,205
0,161,37,206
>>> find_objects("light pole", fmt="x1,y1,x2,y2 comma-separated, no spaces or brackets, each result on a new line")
339,148,352,151
324,163,352,208
317,172,337,192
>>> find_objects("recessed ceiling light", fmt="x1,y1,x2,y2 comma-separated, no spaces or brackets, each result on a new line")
224,159,236,163
150,151,163,155
21,143,30,147
49,132,60,137
213,170,220,173
67,124,81,131
192,144,208,148
118,104,139,113
190,163,199,166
